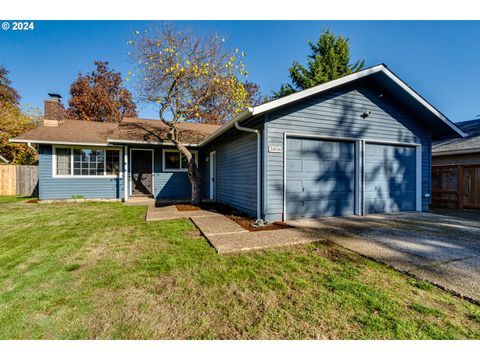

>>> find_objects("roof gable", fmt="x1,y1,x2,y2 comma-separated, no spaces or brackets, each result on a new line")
201,64,465,145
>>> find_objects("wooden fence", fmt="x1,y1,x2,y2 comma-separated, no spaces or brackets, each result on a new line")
432,165,480,209
0,165,38,196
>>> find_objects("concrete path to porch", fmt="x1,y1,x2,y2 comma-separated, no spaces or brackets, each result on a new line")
144,204,321,254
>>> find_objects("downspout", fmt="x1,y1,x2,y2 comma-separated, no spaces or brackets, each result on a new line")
235,121,261,220
27,142,36,153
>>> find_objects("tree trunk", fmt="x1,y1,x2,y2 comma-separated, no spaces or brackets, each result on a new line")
187,157,202,205
172,139,202,205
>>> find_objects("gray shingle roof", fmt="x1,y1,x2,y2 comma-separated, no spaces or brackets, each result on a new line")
432,119,480,155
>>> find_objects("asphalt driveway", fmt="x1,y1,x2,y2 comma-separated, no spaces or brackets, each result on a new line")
288,211,480,303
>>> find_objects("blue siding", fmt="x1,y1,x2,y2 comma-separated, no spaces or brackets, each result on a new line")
264,82,431,221
150,147,192,199
38,145,124,200
203,126,258,217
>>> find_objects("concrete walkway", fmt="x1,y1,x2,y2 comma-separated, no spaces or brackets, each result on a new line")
145,205,321,254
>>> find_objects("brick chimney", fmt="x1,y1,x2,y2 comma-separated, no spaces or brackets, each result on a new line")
43,93,66,126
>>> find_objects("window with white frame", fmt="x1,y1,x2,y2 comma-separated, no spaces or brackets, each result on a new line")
163,149,197,171
55,147,121,176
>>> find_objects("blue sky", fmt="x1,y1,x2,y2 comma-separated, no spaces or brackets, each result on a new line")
0,20,479,122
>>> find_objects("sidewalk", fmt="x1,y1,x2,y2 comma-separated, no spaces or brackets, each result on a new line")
145,204,321,254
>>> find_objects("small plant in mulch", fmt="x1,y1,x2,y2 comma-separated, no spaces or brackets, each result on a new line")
174,202,292,232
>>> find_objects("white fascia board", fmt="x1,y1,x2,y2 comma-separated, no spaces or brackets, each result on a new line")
198,109,253,146
379,67,467,138
250,65,385,116
251,65,465,138
432,148,480,156
10,139,110,147
107,139,199,147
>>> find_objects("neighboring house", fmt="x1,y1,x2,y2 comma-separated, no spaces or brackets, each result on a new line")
432,119,480,209
11,64,463,221
0,155,9,164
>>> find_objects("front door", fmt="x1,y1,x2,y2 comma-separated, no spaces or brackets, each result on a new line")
131,149,153,195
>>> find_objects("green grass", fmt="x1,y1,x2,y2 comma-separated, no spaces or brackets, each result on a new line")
0,200,479,339
0,195,37,204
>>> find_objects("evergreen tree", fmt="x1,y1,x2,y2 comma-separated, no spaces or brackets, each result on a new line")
272,30,365,99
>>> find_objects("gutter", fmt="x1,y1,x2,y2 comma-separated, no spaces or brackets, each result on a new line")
107,139,200,147
10,139,110,147
432,148,480,156
234,121,261,221
199,109,253,147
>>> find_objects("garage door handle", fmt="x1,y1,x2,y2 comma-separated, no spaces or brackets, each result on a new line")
302,185,305,192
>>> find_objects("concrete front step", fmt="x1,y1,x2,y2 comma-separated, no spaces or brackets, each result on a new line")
146,208,219,222
190,214,248,236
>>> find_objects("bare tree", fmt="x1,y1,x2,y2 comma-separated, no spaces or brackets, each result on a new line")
129,24,256,204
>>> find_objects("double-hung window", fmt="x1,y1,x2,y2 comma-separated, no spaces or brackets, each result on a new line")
55,147,121,177
163,149,198,172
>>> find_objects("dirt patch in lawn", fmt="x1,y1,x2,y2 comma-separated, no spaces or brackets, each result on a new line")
175,203,291,232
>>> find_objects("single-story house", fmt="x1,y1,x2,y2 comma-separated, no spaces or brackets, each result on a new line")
11,64,464,221
432,119,480,209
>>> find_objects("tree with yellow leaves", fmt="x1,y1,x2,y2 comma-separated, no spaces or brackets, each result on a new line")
129,23,259,204
0,101,41,164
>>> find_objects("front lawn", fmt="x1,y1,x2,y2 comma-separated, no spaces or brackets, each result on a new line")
0,199,479,339
0,195,37,204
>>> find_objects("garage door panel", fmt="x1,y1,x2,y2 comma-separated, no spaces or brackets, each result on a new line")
304,160,322,172
364,143,416,214
286,138,355,219
286,158,303,173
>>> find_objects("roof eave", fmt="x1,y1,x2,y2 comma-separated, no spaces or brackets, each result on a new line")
432,148,480,156
107,139,200,147
10,139,111,147
199,109,253,146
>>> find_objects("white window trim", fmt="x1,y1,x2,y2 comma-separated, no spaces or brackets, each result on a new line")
162,149,198,172
52,145,123,179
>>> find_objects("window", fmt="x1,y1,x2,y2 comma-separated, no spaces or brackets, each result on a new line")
56,148,71,175
73,149,105,176
163,149,197,171
55,147,121,177
106,150,120,175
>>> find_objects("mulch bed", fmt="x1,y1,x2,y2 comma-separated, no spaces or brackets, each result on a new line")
175,203,291,232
